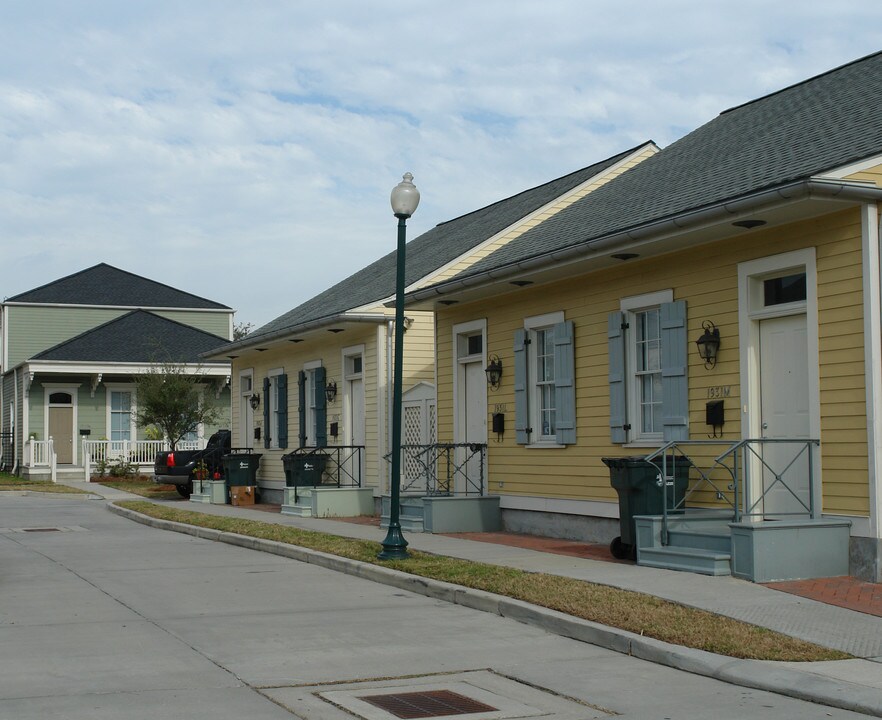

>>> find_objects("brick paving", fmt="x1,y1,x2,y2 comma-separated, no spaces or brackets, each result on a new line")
765,576,882,618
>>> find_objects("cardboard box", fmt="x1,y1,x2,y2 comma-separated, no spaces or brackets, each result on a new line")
231,485,256,507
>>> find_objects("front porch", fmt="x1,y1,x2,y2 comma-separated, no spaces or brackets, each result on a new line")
624,439,852,582
379,443,501,533
20,437,207,482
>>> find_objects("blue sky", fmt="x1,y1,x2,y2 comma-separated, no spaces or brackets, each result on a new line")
2,1,881,328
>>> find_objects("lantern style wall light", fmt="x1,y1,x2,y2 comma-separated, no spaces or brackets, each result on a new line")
695,321,721,369
325,380,338,404
249,393,261,411
485,354,503,390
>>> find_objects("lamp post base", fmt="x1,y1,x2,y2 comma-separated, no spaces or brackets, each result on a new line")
378,522,409,560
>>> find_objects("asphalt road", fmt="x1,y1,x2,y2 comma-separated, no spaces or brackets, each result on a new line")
0,495,870,720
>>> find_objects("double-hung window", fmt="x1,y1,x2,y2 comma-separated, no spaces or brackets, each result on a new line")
298,363,327,448
263,369,288,449
514,312,576,446
608,291,688,444
110,390,132,441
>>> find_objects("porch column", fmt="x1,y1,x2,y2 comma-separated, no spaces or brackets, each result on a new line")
862,202,882,581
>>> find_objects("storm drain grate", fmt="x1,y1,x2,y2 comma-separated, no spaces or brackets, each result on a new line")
22,528,61,532
359,690,497,719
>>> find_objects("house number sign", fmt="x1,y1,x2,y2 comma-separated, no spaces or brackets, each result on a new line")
494,404,507,413
707,386,731,399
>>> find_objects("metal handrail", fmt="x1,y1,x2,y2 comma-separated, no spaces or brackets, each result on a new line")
385,442,487,496
644,437,819,545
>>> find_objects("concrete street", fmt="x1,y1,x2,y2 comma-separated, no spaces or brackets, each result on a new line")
0,494,872,719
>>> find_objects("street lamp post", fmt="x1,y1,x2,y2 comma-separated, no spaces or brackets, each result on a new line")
379,172,420,560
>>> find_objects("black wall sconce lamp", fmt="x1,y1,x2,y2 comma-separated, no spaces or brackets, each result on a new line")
696,321,721,369
249,393,261,411
325,381,338,404
485,354,503,390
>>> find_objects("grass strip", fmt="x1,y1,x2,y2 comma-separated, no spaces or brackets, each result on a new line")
117,500,848,663
0,475,87,494
95,479,180,500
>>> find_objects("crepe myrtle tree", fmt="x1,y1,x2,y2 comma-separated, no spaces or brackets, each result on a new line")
133,362,221,450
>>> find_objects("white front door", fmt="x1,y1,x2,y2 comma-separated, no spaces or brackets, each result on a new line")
759,313,811,515
456,358,487,494
346,375,365,483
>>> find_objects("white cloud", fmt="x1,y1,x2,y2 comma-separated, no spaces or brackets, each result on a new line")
1,1,881,323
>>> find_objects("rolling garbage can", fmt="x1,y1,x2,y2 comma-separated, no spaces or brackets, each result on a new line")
221,451,262,503
602,456,690,560
281,451,329,487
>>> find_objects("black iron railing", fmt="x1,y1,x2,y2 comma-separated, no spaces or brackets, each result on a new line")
387,442,487,496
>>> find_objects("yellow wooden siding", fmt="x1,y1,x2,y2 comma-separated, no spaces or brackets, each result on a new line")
844,162,882,185
415,146,658,289
228,310,435,492
435,208,870,516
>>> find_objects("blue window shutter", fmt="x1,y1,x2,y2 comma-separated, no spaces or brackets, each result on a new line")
608,311,628,443
314,366,327,448
277,374,288,449
553,321,576,445
298,371,307,448
513,329,530,444
262,377,271,449
661,300,689,441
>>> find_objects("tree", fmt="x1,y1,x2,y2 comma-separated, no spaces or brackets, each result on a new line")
233,321,254,340
133,362,222,450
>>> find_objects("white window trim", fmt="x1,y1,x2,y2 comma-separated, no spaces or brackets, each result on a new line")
619,290,673,446
738,248,821,514
303,360,321,447
267,367,283,449
239,368,254,448
452,319,487,449
524,311,565,448
104,383,136,444
43,383,81,465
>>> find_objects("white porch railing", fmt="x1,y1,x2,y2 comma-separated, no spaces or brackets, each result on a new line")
81,438,208,480
25,436,57,482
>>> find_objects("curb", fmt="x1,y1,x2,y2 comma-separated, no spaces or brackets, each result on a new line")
106,502,882,718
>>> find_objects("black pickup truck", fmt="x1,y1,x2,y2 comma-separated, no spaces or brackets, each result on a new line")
153,429,231,498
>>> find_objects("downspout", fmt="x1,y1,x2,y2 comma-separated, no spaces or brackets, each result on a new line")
12,367,18,474
862,201,882,579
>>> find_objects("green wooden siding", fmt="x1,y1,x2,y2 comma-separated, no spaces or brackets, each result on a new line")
6,306,232,367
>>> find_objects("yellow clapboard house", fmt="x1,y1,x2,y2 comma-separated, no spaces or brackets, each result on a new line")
404,52,882,583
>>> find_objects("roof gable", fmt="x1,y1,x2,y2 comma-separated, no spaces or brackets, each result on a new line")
243,144,651,343
31,310,230,364
7,263,231,310
451,51,882,280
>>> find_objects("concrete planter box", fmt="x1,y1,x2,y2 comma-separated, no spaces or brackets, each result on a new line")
422,496,501,533
729,518,852,582
288,487,374,518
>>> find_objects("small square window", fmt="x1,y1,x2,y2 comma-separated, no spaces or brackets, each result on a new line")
763,273,806,306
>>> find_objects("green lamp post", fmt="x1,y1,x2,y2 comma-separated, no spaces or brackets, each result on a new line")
379,172,420,560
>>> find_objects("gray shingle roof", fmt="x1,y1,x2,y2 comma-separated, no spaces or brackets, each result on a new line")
7,263,231,310
32,310,230,363
242,144,651,343
447,51,882,281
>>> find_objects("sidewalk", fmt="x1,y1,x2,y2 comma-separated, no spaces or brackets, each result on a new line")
70,482,882,716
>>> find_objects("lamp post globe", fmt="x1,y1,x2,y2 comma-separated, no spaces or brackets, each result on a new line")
379,172,420,560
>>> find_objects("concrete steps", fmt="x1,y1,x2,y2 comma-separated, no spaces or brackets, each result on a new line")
638,545,732,576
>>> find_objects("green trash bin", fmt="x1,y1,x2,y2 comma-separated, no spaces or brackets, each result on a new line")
222,452,262,502
282,451,329,487
602,456,690,559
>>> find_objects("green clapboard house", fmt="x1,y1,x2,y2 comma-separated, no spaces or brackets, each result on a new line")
0,264,234,480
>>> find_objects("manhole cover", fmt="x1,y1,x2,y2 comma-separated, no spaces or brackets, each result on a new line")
360,690,497,719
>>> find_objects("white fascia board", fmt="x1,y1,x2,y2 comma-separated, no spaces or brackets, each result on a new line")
406,142,660,295
23,361,231,376
820,153,882,180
